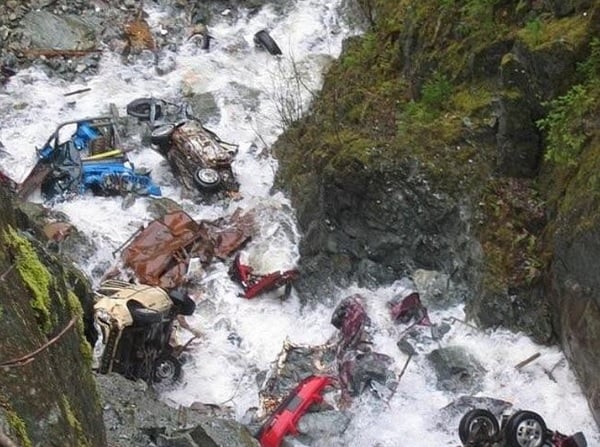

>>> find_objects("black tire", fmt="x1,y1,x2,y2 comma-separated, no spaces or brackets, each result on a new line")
126,98,164,121
169,288,196,316
253,30,282,55
505,410,548,447
153,355,182,383
128,302,163,326
150,124,175,147
458,409,500,444
194,167,221,191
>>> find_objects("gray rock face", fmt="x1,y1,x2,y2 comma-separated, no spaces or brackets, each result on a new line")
20,11,97,51
293,161,483,302
426,346,486,393
550,229,600,427
96,373,259,447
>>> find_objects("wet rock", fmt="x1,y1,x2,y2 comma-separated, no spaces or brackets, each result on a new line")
20,11,97,51
296,410,352,440
146,197,184,219
413,269,467,310
156,420,259,447
96,373,258,447
427,346,486,394
156,50,177,76
185,91,221,123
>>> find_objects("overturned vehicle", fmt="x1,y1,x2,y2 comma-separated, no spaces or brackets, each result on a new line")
126,97,239,197
93,280,195,383
458,407,588,447
20,114,161,203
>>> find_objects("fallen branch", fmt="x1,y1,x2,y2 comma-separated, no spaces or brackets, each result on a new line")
514,352,541,370
64,87,91,97
22,48,101,58
0,316,77,368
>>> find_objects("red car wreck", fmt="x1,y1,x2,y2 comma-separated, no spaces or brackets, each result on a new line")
228,252,299,299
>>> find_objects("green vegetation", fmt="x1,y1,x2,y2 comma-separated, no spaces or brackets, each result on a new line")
67,291,93,364
6,408,33,447
537,38,600,165
3,227,55,334
61,396,90,447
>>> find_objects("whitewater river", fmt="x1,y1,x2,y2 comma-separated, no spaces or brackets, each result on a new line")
0,1,598,445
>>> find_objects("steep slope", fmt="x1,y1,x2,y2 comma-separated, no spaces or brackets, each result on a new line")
274,0,600,427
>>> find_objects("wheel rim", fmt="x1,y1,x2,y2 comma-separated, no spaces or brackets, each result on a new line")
514,418,544,447
152,124,174,138
197,168,219,185
469,417,496,438
155,359,176,381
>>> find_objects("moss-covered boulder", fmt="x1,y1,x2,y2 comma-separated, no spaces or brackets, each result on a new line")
0,187,106,447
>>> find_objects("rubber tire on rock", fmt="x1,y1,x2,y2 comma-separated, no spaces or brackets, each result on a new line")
194,167,221,191
253,30,282,55
505,410,548,447
153,355,182,383
458,409,500,444
150,124,175,147
126,98,163,121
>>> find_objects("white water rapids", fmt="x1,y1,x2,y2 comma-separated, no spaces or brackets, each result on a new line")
0,1,598,445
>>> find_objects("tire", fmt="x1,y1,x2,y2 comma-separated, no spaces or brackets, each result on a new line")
458,409,500,444
126,98,163,121
153,355,182,383
505,410,548,447
253,30,282,55
169,288,196,316
194,167,221,191
128,303,163,326
150,124,175,147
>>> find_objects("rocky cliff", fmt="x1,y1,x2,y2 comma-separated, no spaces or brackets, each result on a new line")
274,0,600,427
0,187,106,446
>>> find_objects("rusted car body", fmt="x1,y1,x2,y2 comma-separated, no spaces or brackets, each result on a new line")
119,209,254,290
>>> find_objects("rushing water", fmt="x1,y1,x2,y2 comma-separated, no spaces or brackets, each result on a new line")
0,1,598,445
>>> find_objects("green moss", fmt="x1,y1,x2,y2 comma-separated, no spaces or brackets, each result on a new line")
523,14,592,49
6,409,33,447
451,85,494,114
61,396,90,447
66,291,93,364
3,227,55,334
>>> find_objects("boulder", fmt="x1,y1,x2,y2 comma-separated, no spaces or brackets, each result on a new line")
20,11,97,51
427,346,486,394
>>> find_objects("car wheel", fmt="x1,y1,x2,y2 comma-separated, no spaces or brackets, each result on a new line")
153,355,182,383
194,167,221,191
505,410,548,447
128,304,163,326
253,30,282,55
126,98,163,121
458,409,500,444
150,124,175,147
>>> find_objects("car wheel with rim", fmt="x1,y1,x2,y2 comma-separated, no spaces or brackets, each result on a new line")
150,124,175,147
194,167,221,191
126,98,163,121
505,410,548,447
458,409,500,444
153,355,182,383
